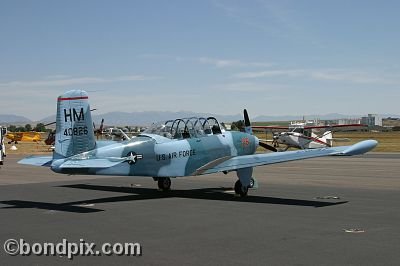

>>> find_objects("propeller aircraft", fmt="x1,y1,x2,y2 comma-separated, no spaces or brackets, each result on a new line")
253,122,366,151
6,131,41,144
19,90,378,197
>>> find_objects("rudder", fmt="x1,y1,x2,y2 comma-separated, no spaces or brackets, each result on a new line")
320,131,333,147
54,90,96,159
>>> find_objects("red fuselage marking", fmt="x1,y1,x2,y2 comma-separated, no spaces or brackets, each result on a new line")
58,96,89,101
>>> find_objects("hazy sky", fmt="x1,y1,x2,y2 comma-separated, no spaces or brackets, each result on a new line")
1,0,399,120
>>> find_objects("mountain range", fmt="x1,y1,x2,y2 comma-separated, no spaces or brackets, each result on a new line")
1,111,400,126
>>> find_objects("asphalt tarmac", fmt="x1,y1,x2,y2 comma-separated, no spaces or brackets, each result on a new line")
0,153,399,265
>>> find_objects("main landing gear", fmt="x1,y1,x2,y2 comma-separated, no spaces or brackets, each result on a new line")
234,180,248,197
235,167,255,197
234,177,255,197
156,177,171,191
154,176,254,197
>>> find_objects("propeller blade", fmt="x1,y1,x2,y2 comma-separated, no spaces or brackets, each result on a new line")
243,109,253,134
244,109,250,127
259,141,277,152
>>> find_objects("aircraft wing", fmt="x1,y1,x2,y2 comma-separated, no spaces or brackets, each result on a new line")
18,156,53,167
303,124,367,130
253,124,367,131
194,140,377,175
252,126,289,130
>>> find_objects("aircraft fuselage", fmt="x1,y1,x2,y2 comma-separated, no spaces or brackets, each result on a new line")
277,132,327,149
51,131,259,177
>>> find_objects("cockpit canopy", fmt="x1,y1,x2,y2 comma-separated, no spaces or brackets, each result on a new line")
143,117,225,139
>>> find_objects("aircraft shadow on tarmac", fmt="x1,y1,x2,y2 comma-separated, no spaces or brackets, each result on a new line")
0,184,348,213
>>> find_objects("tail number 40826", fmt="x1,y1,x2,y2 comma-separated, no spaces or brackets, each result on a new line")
63,127,88,136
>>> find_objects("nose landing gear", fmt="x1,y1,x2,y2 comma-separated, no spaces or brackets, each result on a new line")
156,177,172,191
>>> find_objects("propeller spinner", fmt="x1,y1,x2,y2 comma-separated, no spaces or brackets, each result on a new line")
243,109,277,152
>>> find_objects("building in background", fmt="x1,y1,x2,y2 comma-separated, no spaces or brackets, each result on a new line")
323,118,361,126
382,118,400,128
361,114,382,127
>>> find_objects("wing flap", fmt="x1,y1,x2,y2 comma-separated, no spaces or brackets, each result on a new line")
193,156,233,175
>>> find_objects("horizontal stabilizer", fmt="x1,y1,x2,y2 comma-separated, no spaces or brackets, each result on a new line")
59,158,125,169
18,156,53,167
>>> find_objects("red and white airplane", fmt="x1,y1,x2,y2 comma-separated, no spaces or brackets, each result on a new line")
253,121,366,151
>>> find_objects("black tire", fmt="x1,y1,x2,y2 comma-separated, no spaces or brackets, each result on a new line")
0,161,3,165
234,180,248,197
158,177,171,191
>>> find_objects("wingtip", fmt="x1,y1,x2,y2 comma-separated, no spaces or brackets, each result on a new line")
341,140,378,156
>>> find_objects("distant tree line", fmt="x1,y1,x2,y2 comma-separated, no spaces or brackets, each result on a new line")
7,123,47,132
231,120,245,131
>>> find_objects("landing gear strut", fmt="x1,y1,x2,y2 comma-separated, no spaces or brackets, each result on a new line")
234,180,248,197
157,177,171,191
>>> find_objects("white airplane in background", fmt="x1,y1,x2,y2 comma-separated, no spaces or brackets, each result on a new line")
253,121,366,151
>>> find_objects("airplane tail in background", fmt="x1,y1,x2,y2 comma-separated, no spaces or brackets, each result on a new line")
320,131,333,147
54,90,96,159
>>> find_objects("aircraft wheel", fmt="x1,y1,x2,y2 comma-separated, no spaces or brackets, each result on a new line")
249,178,255,188
234,180,248,197
158,177,171,191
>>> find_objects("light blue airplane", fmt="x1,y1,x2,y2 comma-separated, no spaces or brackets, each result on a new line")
19,90,378,196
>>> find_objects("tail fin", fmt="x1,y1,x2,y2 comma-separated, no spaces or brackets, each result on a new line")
54,90,96,159
320,131,333,147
